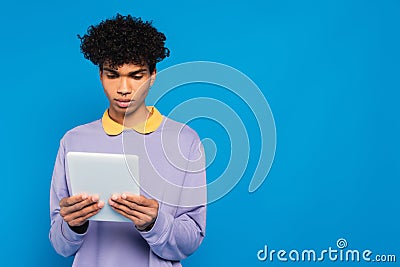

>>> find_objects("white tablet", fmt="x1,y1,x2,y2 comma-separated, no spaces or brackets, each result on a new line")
66,152,140,222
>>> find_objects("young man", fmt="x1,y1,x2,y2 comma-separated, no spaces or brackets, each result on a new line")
49,14,206,266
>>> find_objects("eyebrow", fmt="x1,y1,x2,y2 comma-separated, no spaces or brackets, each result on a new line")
103,67,148,75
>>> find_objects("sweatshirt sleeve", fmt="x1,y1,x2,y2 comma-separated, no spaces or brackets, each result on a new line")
140,134,207,261
49,138,87,257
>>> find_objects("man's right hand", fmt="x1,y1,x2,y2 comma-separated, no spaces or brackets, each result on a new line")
59,194,104,228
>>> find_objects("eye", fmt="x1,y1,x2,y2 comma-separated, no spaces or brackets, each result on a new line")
131,75,144,80
106,74,119,79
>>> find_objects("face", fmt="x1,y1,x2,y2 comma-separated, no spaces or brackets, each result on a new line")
100,63,156,124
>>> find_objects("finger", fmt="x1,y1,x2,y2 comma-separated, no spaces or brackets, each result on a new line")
64,202,103,224
60,197,100,217
112,209,138,224
109,199,153,222
121,194,152,207
110,197,149,214
110,205,150,226
63,201,104,223
112,194,158,210
60,194,88,207
110,196,159,219
68,207,102,227
60,194,100,210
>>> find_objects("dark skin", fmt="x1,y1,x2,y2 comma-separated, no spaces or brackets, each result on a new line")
59,63,159,232
59,194,104,233
109,193,159,231
59,193,159,232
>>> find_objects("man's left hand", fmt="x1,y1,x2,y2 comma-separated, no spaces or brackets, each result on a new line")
109,193,159,231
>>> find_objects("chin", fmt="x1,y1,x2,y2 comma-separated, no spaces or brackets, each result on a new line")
125,105,139,115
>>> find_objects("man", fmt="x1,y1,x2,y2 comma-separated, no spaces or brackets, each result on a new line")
49,14,206,266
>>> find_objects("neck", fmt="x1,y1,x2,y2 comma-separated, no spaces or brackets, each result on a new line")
109,105,150,126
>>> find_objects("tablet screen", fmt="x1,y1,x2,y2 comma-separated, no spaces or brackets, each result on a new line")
66,152,140,222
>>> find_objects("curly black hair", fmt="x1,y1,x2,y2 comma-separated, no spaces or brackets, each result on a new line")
78,14,170,73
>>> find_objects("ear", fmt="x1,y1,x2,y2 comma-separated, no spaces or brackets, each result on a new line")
149,69,157,87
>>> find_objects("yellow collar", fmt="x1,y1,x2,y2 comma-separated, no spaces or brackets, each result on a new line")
101,106,163,135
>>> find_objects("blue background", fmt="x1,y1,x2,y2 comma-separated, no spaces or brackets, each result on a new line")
1,0,399,266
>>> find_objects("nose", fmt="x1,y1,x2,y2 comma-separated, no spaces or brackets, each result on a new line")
117,77,132,96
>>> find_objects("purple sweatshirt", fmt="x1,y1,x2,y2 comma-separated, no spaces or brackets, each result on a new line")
49,115,206,267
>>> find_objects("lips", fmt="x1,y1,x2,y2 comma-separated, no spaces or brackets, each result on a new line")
115,99,133,108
